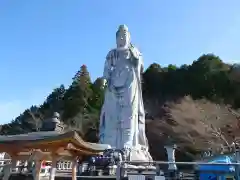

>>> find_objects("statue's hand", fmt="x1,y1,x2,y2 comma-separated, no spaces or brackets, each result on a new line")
102,78,107,87
129,45,141,59
102,78,113,91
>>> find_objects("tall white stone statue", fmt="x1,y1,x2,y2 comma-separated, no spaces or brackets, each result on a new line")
99,24,152,162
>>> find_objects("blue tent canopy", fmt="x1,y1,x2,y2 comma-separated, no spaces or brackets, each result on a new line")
198,155,235,180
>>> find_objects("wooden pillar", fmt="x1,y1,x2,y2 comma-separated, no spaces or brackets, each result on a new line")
34,159,42,180
3,155,17,180
49,155,58,180
24,160,28,172
72,157,78,180
2,162,11,180
12,158,18,172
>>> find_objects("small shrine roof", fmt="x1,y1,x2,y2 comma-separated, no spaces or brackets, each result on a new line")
0,130,110,156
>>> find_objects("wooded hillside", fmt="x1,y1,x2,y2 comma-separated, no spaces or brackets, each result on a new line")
1,54,240,161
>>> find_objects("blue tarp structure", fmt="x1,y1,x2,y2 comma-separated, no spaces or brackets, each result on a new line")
198,155,235,180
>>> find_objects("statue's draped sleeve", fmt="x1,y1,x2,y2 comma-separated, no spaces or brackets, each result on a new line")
99,50,115,143
130,46,145,123
103,50,115,80
134,50,145,122
130,46,149,148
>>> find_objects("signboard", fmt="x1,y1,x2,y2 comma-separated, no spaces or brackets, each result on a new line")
128,175,145,180
155,176,165,180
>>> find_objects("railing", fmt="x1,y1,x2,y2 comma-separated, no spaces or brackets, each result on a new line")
0,159,73,171
0,159,240,179
77,161,240,179
114,161,240,180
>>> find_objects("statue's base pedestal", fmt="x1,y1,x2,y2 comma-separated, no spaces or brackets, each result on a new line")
129,147,152,162
124,164,156,170
123,146,155,170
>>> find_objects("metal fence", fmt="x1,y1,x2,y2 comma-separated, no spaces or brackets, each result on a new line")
0,159,240,179
115,161,240,180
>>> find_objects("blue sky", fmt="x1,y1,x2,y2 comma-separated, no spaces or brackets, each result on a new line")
0,0,239,124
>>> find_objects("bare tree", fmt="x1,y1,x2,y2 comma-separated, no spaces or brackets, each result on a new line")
147,96,240,156
27,109,43,132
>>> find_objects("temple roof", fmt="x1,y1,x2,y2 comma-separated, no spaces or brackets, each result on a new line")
0,130,110,156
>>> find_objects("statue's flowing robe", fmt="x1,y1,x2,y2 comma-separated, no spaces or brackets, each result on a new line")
99,45,149,151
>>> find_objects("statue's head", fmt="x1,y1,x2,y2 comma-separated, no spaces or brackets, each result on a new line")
116,24,131,48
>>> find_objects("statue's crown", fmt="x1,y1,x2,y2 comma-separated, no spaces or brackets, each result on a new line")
117,24,129,32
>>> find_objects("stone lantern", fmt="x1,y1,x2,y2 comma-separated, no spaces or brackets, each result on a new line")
40,112,64,132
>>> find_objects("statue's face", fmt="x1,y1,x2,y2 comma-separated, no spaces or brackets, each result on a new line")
116,30,130,48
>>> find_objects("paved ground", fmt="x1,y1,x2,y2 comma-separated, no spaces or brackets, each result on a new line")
55,171,196,179
55,170,158,176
